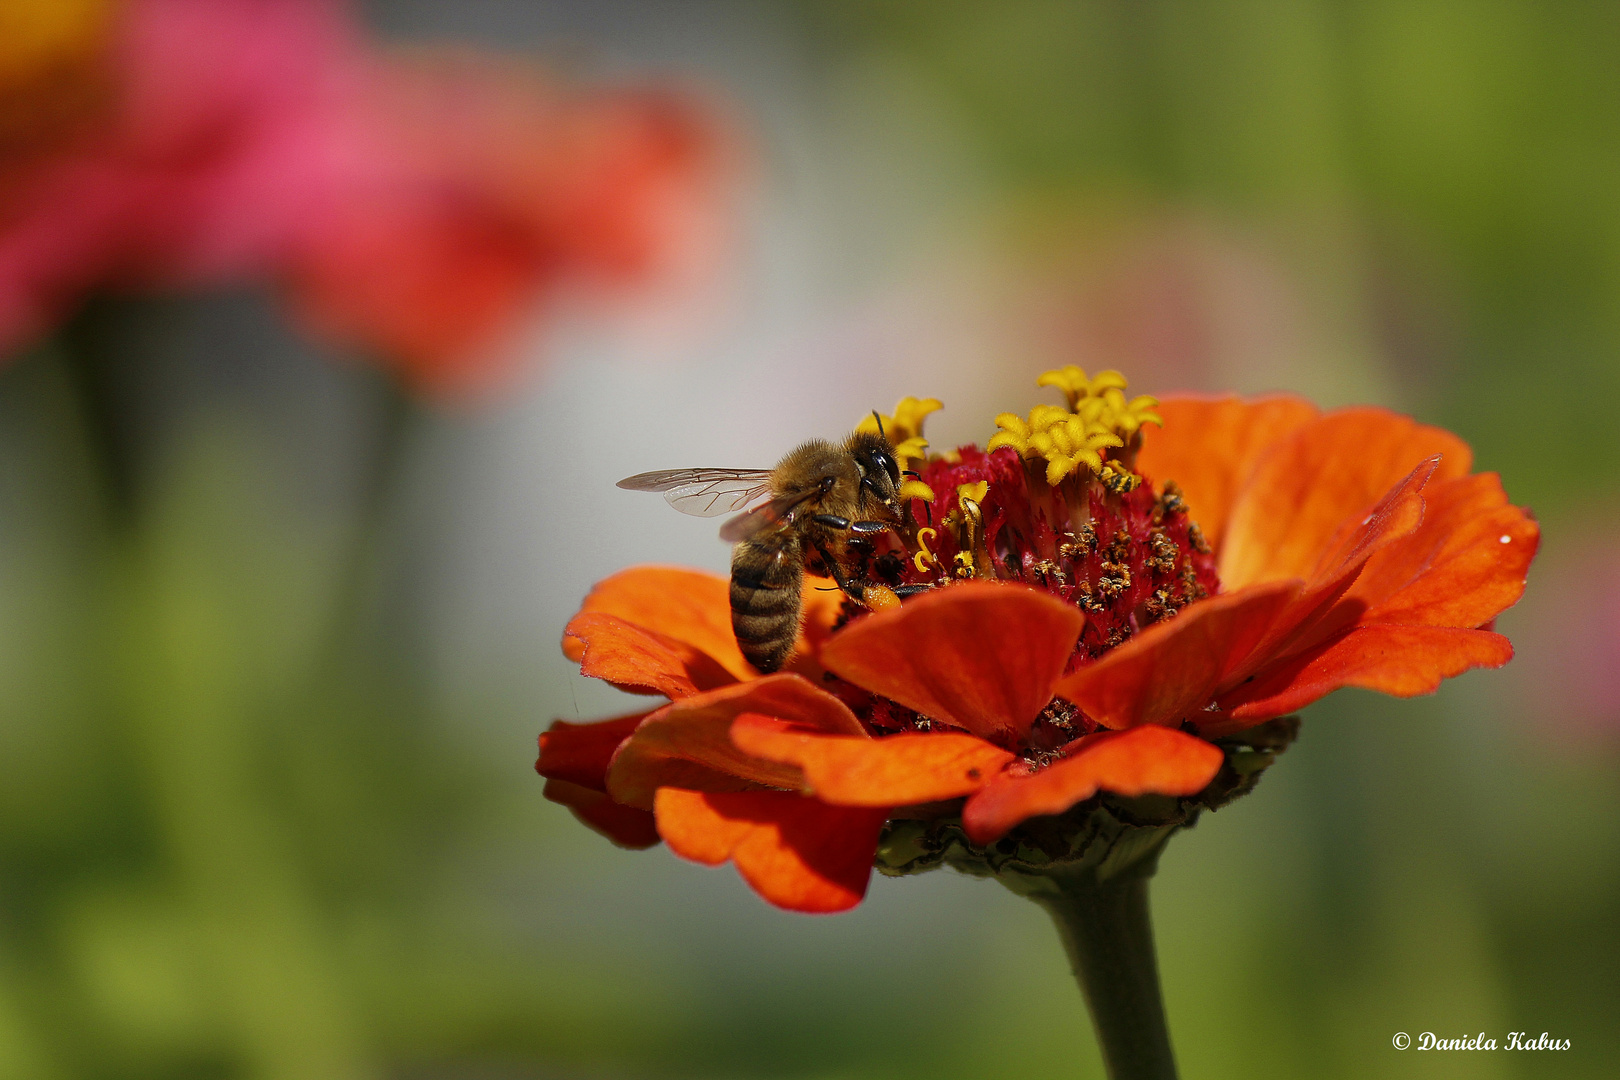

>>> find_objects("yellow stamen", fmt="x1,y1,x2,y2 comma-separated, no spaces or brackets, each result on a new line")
893,435,929,463
898,478,935,502
858,396,943,473
957,480,989,505
1036,366,1131,410
914,527,941,573
945,484,990,579
987,367,1158,486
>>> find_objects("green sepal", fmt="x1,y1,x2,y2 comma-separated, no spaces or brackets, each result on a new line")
874,715,1299,888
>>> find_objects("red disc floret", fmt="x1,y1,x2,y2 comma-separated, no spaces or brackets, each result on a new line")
880,445,1219,668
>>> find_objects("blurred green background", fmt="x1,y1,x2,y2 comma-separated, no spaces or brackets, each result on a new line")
2,1,1617,1078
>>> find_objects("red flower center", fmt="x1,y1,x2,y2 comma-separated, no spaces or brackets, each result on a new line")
830,440,1220,758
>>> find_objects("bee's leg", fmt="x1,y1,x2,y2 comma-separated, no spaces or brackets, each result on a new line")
808,536,868,603
893,584,934,597
810,514,890,536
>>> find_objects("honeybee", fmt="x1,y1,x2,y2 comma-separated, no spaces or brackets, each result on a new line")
617,428,908,672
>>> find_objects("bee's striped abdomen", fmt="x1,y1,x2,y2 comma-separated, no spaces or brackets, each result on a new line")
729,533,804,673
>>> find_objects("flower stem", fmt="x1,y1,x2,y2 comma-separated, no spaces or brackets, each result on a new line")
1025,867,1178,1080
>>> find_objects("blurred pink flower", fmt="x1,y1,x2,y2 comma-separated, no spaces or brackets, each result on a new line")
1018,215,1304,396
1510,529,1620,741
0,0,731,395
0,0,359,344
284,51,727,395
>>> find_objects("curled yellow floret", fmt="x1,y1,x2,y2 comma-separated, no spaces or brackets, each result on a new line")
988,367,1159,486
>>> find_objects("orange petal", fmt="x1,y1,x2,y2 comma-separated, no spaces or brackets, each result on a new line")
1220,408,1472,590
1303,457,1436,586
961,727,1224,844
731,714,1014,806
819,582,1084,745
1053,463,1436,734
1218,624,1515,721
655,788,887,913
563,566,754,682
542,779,662,849
563,612,726,698
794,574,846,659
1347,473,1540,628
607,674,865,809
1137,395,1320,552
1231,458,1435,672
536,710,651,790
1053,581,1301,729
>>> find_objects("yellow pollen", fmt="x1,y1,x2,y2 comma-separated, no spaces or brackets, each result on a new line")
1098,460,1141,494
863,584,901,611
987,367,1160,486
956,480,989,505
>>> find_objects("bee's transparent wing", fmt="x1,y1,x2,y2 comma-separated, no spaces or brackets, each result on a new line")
616,468,774,518
718,486,822,543
718,501,782,543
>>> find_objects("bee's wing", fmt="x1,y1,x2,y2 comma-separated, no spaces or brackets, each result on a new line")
718,486,821,544
717,501,781,543
616,468,774,518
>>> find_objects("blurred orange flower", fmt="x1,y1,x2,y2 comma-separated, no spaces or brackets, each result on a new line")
0,0,730,394
540,378,1538,913
0,0,114,164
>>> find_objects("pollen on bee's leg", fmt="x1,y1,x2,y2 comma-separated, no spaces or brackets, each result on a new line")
863,584,901,611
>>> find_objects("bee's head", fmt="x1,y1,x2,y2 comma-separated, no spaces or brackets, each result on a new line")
847,430,904,517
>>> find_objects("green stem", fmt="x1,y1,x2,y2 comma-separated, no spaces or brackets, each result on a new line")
58,297,142,522
1025,868,1178,1080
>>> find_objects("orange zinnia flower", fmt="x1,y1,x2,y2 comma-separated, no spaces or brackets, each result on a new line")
538,373,1538,913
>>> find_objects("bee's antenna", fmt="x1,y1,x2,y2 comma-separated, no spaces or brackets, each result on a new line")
902,469,921,479
871,411,887,439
